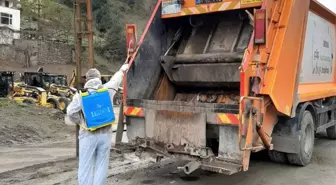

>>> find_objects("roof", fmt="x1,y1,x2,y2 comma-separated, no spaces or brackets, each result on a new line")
0,71,15,75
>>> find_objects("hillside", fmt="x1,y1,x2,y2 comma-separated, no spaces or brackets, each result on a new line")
20,0,156,73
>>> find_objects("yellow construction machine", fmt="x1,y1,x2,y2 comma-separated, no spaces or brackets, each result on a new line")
0,72,60,109
12,83,60,109
0,71,14,98
48,73,76,99
1,71,69,111
21,72,73,112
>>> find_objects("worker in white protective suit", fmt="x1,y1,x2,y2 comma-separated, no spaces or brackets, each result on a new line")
66,64,128,185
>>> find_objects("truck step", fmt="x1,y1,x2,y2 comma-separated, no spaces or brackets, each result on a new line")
201,160,242,175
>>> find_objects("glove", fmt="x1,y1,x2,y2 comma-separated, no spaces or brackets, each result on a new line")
120,64,129,73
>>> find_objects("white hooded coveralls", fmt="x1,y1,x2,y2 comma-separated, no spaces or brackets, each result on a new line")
67,69,124,185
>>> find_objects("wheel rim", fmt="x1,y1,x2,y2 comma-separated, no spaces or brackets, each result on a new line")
304,122,313,155
59,101,65,110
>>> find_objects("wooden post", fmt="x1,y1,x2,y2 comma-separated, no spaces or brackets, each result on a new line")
75,0,82,158
74,0,95,157
86,0,94,68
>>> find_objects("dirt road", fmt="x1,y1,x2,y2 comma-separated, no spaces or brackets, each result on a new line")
0,132,335,185
0,99,335,185
111,133,336,185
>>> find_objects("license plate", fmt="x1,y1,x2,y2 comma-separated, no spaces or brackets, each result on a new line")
196,0,222,5
162,0,182,15
240,0,262,4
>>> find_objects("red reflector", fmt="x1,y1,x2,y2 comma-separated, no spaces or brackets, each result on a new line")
240,71,245,96
254,9,266,44
126,24,137,53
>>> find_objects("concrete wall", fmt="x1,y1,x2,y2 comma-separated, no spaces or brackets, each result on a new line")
0,39,74,67
0,27,13,44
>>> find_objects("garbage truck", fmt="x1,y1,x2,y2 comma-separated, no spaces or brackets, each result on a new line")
123,0,336,175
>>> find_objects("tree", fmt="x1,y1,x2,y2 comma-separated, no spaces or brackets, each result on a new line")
92,0,129,62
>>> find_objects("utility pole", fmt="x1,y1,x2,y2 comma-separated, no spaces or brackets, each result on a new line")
74,0,94,157
86,0,94,68
37,0,42,66
74,0,94,68
74,0,82,158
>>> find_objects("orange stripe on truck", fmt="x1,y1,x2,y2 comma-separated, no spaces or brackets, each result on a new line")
124,106,144,117
217,113,239,125
161,0,262,19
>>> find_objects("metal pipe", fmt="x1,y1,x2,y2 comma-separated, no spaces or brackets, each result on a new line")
75,0,82,158
256,124,272,149
178,161,201,175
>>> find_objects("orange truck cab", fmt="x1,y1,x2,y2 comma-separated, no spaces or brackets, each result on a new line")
123,0,336,175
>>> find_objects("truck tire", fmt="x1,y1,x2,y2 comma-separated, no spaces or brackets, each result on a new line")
287,111,315,166
326,125,336,139
47,98,60,109
268,150,287,163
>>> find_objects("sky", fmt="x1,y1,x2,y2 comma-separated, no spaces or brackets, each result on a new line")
318,0,336,13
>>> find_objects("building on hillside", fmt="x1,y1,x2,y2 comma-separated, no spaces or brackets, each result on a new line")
0,0,20,44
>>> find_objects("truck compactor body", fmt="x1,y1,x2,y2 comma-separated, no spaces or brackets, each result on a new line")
124,0,336,175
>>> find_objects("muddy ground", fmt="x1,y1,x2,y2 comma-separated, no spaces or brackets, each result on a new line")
0,98,75,147
0,134,335,185
0,99,335,185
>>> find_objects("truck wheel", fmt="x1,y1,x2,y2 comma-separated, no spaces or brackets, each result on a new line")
58,98,70,113
287,111,315,166
268,150,287,163
47,98,60,109
326,125,336,139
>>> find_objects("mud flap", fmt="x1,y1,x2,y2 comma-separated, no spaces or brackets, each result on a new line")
218,126,243,162
126,117,146,142
145,109,206,148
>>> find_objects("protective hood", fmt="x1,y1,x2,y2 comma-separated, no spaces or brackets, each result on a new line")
84,78,102,90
